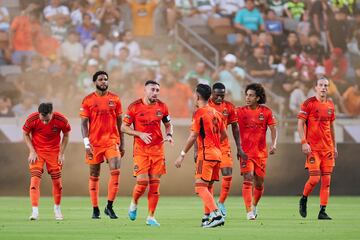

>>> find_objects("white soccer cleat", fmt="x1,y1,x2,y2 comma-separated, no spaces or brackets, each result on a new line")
247,211,256,220
29,207,39,220
252,205,258,219
54,205,63,221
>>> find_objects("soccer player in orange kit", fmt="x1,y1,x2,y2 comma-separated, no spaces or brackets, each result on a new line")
298,76,337,220
236,83,277,220
80,71,124,219
175,84,227,228
121,80,173,227
208,82,247,217
23,102,71,220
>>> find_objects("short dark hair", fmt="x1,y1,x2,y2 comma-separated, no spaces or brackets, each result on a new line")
145,80,160,86
316,75,329,85
196,84,212,101
212,82,226,90
93,71,108,82
245,83,266,104
38,103,53,115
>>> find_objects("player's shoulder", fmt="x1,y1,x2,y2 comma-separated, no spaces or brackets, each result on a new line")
128,98,143,110
53,112,68,123
156,99,167,107
108,91,120,99
25,112,39,123
223,100,235,109
259,104,273,113
303,96,317,107
82,92,96,103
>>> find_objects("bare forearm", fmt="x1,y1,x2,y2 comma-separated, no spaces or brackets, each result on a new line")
121,124,141,137
164,122,173,135
23,133,35,152
81,118,89,138
60,134,69,154
182,134,197,154
331,122,336,148
297,120,306,141
231,123,241,149
270,126,277,146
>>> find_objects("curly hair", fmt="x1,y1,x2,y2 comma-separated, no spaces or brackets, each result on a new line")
245,83,266,104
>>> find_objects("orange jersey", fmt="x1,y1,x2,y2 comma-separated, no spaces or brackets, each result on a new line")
237,105,276,158
297,96,335,152
80,91,122,148
123,98,170,148
191,105,225,161
23,112,71,152
209,99,237,151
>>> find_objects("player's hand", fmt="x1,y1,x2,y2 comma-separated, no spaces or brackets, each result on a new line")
269,145,277,155
28,151,38,164
119,147,125,157
334,147,338,159
301,143,311,155
58,153,65,165
175,156,184,168
86,145,94,160
139,132,152,144
237,148,248,161
162,135,174,145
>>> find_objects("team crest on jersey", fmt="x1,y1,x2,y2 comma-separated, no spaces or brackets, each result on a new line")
52,127,58,132
309,157,315,164
108,100,115,107
327,108,332,115
259,113,265,121
156,110,162,117
222,109,229,116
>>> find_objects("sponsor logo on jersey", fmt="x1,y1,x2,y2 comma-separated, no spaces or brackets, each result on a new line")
259,113,264,121
156,110,162,117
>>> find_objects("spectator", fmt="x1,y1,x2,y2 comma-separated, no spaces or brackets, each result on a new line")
212,53,245,102
309,0,333,49
0,2,10,32
107,47,134,75
231,32,251,67
126,0,159,37
71,0,94,26
284,0,306,21
77,58,99,94
295,46,317,82
43,0,70,23
0,96,14,117
296,13,310,46
267,0,287,17
96,0,123,37
132,44,160,69
327,7,350,53
83,44,105,69
9,8,41,66
85,31,113,61
343,66,360,117
114,30,141,59
265,9,283,35
234,0,264,37
215,0,245,18
193,0,216,20
306,31,326,64
34,25,60,59
50,17,68,43
165,0,195,36
253,31,275,65
76,13,97,47
162,44,185,77
183,61,212,86
330,0,356,14
247,47,275,85
60,31,84,63
12,93,37,118
281,31,302,61
324,48,349,93
289,81,315,116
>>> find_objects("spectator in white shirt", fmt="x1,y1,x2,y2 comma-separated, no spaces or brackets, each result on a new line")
215,0,245,17
85,31,113,61
43,0,70,23
114,30,141,59
60,31,84,63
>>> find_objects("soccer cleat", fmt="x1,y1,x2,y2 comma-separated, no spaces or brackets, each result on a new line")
318,211,332,220
128,208,137,221
54,205,63,221
200,214,209,227
146,217,160,227
217,202,227,218
92,207,100,219
252,205,258,219
104,206,118,219
299,197,307,218
29,213,39,221
247,211,256,220
203,213,225,228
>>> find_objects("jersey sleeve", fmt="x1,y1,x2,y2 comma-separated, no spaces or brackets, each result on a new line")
191,111,200,133
227,103,238,124
115,97,122,116
80,98,90,118
267,109,276,126
123,105,135,126
162,103,171,123
22,116,34,134
61,117,71,134
297,100,310,121
330,101,336,122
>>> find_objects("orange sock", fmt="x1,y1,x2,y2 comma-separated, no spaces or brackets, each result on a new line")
132,179,148,204
204,184,214,214
89,176,99,207
303,174,320,197
242,180,253,210
320,174,331,206
253,185,264,206
50,171,62,205
108,169,120,202
195,183,217,213
219,176,232,203
148,178,160,215
29,174,41,207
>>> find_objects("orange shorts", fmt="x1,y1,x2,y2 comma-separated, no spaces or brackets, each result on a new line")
240,157,267,178
133,144,166,176
195,159,220,182
305,150,335,171
220,150,233,168
29,151,61,174
86,144,120,165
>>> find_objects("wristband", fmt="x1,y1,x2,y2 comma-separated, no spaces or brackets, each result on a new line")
83,137,91,149
167,133,173,137
180,150,186,157
301,139,307,145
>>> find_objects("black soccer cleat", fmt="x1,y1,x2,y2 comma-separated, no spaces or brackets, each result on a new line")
104,206,118,219
299,196,307,218
92,207,101,219
318,210,332,220
203,213,225,228
200,214,209,227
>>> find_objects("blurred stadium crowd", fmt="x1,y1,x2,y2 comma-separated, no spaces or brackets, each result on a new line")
0,0,360,119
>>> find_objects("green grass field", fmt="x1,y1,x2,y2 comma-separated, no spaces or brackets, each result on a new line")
0,196,359,240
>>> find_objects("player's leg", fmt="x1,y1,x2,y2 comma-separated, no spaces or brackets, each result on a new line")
89,163,101,219
299,153,321,218
202,181,214,226
146,174,161,226
104,154,121,219
241,159,255,220
253,173,264,218
218,166,232,218
28,155,45,220
46,152,64,220
128,154,150,221
318,165,334,220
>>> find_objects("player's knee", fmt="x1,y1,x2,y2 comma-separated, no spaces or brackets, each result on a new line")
221,168,232,176
309,175,321,185
243,173,254,182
